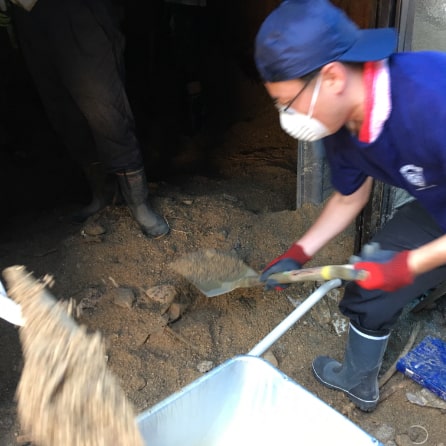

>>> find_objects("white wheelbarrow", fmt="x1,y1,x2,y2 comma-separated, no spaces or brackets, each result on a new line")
137,280,382,446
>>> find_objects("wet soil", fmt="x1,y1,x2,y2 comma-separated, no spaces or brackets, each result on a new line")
1,74,446,446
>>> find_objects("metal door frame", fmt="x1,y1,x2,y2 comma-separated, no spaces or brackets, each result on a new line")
395,0,415,51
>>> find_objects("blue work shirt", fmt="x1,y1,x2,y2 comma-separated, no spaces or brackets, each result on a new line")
323,51,446,231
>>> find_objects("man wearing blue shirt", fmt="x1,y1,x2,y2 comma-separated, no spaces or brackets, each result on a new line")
256,0,446,412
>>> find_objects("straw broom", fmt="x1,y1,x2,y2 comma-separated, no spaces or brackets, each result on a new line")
3,265,144,446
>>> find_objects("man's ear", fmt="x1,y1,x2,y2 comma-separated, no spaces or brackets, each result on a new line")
320,62,348,94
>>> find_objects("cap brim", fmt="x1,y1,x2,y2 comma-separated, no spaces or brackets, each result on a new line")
338,28,397,62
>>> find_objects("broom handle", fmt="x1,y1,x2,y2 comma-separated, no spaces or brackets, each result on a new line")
248,279,341,357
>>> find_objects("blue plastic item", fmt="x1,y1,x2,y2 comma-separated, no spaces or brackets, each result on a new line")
396,336,446,400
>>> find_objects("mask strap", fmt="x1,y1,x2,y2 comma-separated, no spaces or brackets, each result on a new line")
308,74,322,118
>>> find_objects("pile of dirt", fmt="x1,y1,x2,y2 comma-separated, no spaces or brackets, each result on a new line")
170,249,254,284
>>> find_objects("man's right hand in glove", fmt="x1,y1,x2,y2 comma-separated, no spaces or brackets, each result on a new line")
260,243,311,290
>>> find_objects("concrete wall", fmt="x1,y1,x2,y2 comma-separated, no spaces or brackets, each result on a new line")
412,0,446,51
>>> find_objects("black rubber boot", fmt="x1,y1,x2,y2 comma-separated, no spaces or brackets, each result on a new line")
312,322,390,412
116,168,169,238
72,163,117,223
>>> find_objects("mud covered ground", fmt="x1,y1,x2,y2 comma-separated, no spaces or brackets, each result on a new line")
1,76,446,446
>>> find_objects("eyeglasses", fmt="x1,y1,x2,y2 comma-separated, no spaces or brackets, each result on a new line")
274,73,319,113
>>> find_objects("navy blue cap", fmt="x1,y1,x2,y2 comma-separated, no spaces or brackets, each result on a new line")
255,0,397,82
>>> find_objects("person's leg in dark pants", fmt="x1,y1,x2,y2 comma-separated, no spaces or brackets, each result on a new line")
12,0,169,236
312,201,445,411
11,2,110,221
341,201,446,331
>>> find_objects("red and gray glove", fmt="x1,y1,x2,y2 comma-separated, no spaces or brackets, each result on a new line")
260,243,311,290
353,244,414,292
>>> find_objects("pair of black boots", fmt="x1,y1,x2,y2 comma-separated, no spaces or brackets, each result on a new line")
73,164,169,239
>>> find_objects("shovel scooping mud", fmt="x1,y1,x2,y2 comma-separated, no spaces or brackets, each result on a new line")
170,249,367,297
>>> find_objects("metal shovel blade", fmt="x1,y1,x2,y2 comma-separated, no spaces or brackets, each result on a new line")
170,250,367,297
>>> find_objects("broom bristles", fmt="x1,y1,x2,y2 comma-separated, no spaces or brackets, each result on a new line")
3,266,144,446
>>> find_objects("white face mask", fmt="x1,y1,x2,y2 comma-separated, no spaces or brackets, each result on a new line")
279,75,330,141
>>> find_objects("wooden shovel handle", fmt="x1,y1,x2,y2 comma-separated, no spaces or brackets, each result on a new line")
269,265,368,284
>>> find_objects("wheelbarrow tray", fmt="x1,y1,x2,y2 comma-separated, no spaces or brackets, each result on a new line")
137,355,382,445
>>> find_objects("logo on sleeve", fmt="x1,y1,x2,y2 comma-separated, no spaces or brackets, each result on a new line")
399,164,436,190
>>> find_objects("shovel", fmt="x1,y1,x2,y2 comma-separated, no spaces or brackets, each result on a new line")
170,249,367,297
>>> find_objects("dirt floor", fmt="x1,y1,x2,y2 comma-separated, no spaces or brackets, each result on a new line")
1,79,446,446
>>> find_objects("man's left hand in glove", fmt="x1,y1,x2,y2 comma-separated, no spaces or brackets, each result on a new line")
260,243,311,290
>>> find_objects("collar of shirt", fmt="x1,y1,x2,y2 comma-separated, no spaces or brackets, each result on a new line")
358,59,391,143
